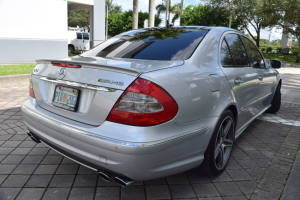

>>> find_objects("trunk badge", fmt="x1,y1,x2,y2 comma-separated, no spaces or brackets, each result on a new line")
59,68,67,79
98,79,124,86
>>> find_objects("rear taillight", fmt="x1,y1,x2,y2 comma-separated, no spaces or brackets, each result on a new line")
52,62,81,68
29,77,35,98
107,78,178,126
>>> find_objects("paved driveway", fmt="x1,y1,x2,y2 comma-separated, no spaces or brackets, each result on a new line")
0,69,300,200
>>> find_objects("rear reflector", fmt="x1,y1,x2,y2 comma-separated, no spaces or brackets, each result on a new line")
29,77,35,98
107,78,178,126
52,62,81,68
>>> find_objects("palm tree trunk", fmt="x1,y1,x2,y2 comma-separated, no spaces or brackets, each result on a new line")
296,39,300,63
165,0,169,26
133,0,138,29
148,0,155,27
179,0,184,25
168,0,171,25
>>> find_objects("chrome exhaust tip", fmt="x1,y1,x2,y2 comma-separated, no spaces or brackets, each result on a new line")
98,171,112,182
114,176,135,187
27,131,41,143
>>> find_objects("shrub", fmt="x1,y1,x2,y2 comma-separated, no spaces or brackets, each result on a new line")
291,47,298,54
266,47,273,53
261,47,266,52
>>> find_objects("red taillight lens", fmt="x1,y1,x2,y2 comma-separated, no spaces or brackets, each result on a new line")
52,62,81,68
107,78,178,126
29,77,35,98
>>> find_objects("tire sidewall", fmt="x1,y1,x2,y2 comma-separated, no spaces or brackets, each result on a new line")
205,110,235,175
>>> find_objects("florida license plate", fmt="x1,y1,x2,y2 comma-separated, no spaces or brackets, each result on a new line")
53,86,79,111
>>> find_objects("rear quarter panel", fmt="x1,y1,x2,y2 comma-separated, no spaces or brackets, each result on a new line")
141,28,236,124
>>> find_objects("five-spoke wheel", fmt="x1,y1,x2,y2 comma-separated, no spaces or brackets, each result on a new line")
202,110,235,176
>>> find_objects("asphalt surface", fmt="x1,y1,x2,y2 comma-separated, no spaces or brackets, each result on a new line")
0,66,299,200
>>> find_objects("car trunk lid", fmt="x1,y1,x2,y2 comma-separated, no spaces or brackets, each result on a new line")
31,57,183,126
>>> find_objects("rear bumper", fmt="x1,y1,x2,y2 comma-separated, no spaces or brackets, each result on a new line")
22,97,218,181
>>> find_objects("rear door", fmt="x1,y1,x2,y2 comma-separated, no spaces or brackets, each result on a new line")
76,32,84,50
82,33,90,50
219,33,260,129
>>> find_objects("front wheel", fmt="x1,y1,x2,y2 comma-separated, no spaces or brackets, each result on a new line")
202,110,235,176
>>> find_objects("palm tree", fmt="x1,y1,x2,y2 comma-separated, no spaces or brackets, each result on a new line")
133,0,138,29
148,0,156,27
156,0,183,25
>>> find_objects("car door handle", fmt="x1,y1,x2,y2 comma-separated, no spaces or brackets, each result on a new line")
259,76,263,81
234,77,243,85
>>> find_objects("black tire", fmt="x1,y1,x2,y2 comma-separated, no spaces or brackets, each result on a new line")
68,45,75,53
266,84,281,113
201,110,235,176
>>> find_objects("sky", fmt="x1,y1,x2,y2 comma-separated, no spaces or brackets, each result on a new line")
113,0,282,41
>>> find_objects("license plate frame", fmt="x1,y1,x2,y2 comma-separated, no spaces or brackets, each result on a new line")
52,86,80,112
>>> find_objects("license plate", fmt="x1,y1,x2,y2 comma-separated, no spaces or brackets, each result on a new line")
53,86,79,111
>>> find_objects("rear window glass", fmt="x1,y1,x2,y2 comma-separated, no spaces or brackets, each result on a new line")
220,39,233,66
82,27,209,61
225,34,249,66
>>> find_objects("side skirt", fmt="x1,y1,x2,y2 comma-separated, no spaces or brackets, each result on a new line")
235,105,271,139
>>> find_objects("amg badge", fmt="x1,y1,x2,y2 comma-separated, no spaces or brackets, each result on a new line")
98,79,124,86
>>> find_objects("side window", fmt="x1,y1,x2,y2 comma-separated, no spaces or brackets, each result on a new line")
241,37,265,68
225,34,249,67
220,39,234,66
83,33,89,40
77,33,82,39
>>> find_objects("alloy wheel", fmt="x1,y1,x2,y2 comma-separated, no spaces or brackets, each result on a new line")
214,116,234,170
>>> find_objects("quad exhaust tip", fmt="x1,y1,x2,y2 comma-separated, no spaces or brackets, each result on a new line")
98,171,112,182
27,131,41,143
98,171,135,187
114,176,135,187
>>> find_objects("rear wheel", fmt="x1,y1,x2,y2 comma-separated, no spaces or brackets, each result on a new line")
202,110,235,176
266,84,281,113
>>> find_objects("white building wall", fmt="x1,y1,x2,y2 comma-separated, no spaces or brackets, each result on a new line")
92,0,106,46
0,0,68,63
0,0,105,63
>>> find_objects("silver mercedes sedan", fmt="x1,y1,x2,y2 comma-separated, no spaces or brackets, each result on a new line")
22,26,281,186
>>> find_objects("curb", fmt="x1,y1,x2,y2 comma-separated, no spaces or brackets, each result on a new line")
0,74,30,87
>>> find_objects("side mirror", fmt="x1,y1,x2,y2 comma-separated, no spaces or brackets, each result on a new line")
270,59,281,69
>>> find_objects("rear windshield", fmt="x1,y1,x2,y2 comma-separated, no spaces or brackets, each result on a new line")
82,27,209,61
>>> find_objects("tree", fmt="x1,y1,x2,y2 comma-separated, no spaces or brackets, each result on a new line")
181,4,241,29
210,0,255,28
237,0,269,48
264,0,300,62
106,0,122,13
108,11,162,37
68,10,90,28
210,0,265,47
156,0,183,24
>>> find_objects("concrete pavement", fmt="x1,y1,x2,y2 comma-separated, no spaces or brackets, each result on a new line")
0,66,299,199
